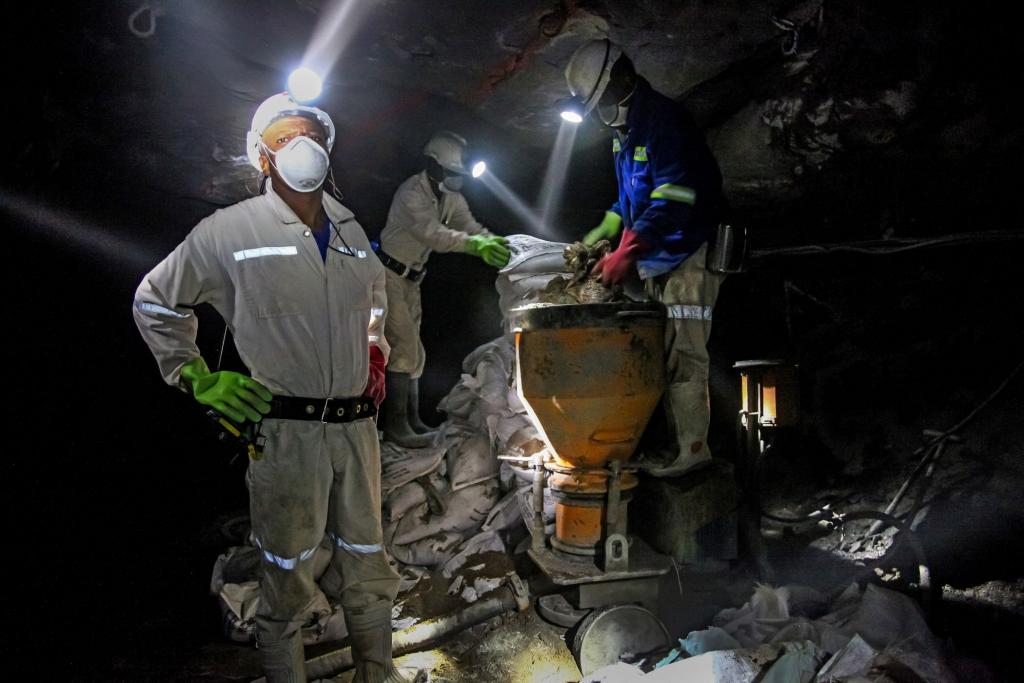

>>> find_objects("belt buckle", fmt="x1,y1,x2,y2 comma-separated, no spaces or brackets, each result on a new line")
320,397,334,423
412,267,426,284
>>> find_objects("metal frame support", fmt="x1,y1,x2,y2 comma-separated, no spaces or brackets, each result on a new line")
531,452,547,553
603,460,629,571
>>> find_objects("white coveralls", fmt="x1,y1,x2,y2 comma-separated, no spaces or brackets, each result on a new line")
133,185,401,661
379,170,491,377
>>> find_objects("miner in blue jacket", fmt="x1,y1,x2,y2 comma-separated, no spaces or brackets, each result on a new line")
565,39,726,476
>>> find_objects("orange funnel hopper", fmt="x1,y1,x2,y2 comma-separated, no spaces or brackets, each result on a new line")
511,303,665,478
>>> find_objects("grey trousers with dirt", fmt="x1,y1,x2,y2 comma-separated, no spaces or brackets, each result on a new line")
248,417,401,682
645,243,725,476
382,270,426,379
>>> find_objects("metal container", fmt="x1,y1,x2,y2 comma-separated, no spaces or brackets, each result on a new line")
510,302,666,555
707,222,747,274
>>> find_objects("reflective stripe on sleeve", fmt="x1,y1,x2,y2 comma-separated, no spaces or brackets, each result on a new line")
650,184,696,205
331,245,367,258
135,301,191,318
666,304,713,321
232,246,298,261
633,146,648,162
252,536,318,571
329,532,381,554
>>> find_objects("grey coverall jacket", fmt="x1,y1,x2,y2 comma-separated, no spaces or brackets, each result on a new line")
378,171,491,376
133,183,401,646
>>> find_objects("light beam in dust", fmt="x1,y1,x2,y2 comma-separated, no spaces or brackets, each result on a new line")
478,172,549,237
537,120,579,230
301,0,374,79
2,190,156,270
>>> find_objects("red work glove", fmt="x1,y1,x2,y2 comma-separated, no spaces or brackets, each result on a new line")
366,345,387,407
591,229,650,286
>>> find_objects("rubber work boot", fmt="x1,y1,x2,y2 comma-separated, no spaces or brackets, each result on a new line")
259,633,306,683
644,380,713,477
407,377,438,435
381,372,434,448
345,602,410,683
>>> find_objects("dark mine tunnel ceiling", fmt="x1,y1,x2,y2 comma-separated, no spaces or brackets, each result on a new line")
22,0,1022,236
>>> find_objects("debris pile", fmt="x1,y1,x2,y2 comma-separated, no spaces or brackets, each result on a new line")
583,582,958,683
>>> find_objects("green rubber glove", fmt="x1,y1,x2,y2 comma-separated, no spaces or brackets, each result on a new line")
466,235,511,268
179,357,273,424
583,211,623,246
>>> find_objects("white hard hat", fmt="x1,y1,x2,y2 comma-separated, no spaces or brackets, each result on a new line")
565,39,623,115
423,131,468,174
246,93,336,172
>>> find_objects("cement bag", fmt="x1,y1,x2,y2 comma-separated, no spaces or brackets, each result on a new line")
218,580,261,643
645,642,819,683
389,530,466,566
441,529,506,578
210,545,260,594
461,337,514,378
393,479,500,545
487,413,535,451
383,480,427,524
461,342,514,410
380,442,445,492
482,487,526,533
502,234,570,273
217,580,347,645
497,235,570,318
580,663,646,683
436,378,478,420
447,432,499,492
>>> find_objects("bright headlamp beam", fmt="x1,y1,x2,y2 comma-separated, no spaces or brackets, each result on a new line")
471,161,487,178
287,67,323,103
558,96,585,124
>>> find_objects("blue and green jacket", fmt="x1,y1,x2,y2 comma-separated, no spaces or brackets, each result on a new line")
610,78,723,279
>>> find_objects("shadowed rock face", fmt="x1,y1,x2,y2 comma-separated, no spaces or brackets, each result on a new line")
12,0,1020,239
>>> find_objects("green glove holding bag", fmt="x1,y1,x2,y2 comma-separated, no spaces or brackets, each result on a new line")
466,234,511,268
180,357,273,424
583,211,623,246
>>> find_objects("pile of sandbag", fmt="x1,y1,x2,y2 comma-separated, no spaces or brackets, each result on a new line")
382,334,553,582
380,236,583,587
583,582,958,683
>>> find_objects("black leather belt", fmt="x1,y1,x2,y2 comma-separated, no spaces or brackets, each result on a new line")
268,395,377,423
375,247,426,283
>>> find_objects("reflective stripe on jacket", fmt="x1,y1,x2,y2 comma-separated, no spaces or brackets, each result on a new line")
610,78,723,279
133,181,388,399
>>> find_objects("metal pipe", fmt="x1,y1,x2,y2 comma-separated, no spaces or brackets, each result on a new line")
303,582,525,681
863,429,961,537
531,452,547,552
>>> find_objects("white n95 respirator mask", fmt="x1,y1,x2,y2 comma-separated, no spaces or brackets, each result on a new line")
262,136,330,192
